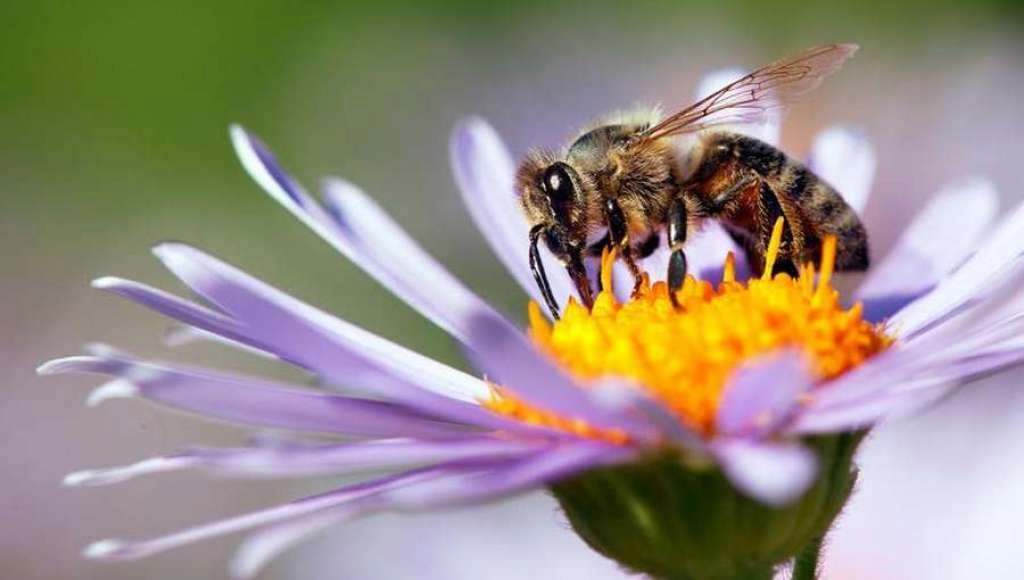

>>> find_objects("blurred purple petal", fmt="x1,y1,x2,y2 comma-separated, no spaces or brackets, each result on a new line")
151,243,491,405
40,354,475,439
82,467,449,562
321,178,507,343
790,383,959,434
807,127,877,214
231,510,354,579
450,117,576,313
710,439,817,506
717,350,813,437
857,178,998,318
892,194,1024,338
381,442,633,508
63,437,548,485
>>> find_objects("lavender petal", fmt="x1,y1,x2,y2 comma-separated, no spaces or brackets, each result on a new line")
892,192,1024,338
716,350,813,437
39,354,476,439
63,437,549,486
231,443,630,579
710,439,817,506
81,467,449,562
450,117,576,312
857,178,998,319
320,177,508,343
380,441,634,508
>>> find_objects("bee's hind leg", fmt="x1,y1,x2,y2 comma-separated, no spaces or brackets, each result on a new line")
666,197,688,307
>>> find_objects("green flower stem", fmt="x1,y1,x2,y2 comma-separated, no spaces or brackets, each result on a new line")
791,535,824,580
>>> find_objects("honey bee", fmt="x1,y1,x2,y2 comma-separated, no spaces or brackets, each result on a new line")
517,44,869,319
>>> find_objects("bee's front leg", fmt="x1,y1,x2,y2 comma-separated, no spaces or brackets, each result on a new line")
667,197,689,306
603,198,644,296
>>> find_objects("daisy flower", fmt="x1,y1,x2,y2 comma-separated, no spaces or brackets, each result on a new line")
42,69,1024,579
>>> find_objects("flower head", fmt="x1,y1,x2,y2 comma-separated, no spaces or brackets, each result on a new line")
41,73,1024,578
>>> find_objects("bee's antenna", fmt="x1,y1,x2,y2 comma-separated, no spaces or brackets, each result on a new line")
529,225,561,320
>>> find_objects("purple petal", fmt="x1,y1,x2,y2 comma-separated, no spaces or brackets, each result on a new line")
39,354,475,439
710,439,817,506
465,313,660,440
231,510,353,579
230,443,630,579
689,224,745,282
695,68,781,146
379,441,634,508
807,127,876,214
320,177,507,343
92,267,559,437
716,350,813,437
789,383,959,434
450,117,576,312
82,467,449,562
857,178,998,319
63,437,548,486
234,125,503,345
892,191,1024,338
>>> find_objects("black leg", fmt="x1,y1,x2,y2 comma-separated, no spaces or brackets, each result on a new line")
529,225,562,319
667,197,689,305
604,198,644,294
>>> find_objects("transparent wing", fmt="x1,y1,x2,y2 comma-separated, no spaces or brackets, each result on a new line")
642,44,858,140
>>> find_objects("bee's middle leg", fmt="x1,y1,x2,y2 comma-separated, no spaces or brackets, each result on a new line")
603,198,644,295
666,197,688,306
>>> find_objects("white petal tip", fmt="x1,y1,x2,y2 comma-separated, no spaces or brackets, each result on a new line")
320,176,362,199
64,457,184,486
84,539,126,560
91,276,125,290
87,380,139,407
64,469,102,487
36,358,73,375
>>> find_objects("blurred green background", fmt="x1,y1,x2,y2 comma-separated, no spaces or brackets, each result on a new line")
3,1,1023,579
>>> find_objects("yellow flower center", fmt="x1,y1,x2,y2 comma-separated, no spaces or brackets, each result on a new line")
484,220,891,442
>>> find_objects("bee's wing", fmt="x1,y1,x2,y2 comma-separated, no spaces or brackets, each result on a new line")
641,44,858,141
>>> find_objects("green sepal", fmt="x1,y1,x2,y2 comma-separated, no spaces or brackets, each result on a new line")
551,432,863,580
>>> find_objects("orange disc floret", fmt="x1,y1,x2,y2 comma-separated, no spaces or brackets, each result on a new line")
483,220,891,438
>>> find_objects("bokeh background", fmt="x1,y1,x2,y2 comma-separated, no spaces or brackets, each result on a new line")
4,1,1024,579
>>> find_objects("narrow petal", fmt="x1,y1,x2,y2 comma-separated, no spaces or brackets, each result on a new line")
789,383,959,434
465,313,660,439
40,355,475,439
716,350,813,437
231,510,352,579
233,125,500,344
82,467,447,561
320,178,506,343
710,439,817,506
450,117,576,311
892,192,1024,338
153,243,491,403
807,127,876,214
64,437,549,485
380,441,633,508
858,178,998,321
231,441,634,578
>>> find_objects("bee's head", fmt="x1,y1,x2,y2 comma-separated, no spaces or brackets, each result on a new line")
516,153,594,318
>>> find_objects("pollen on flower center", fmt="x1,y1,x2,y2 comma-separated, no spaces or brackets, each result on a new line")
485,220,891,439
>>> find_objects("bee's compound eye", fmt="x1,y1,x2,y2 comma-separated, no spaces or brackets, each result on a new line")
542,163,576,203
